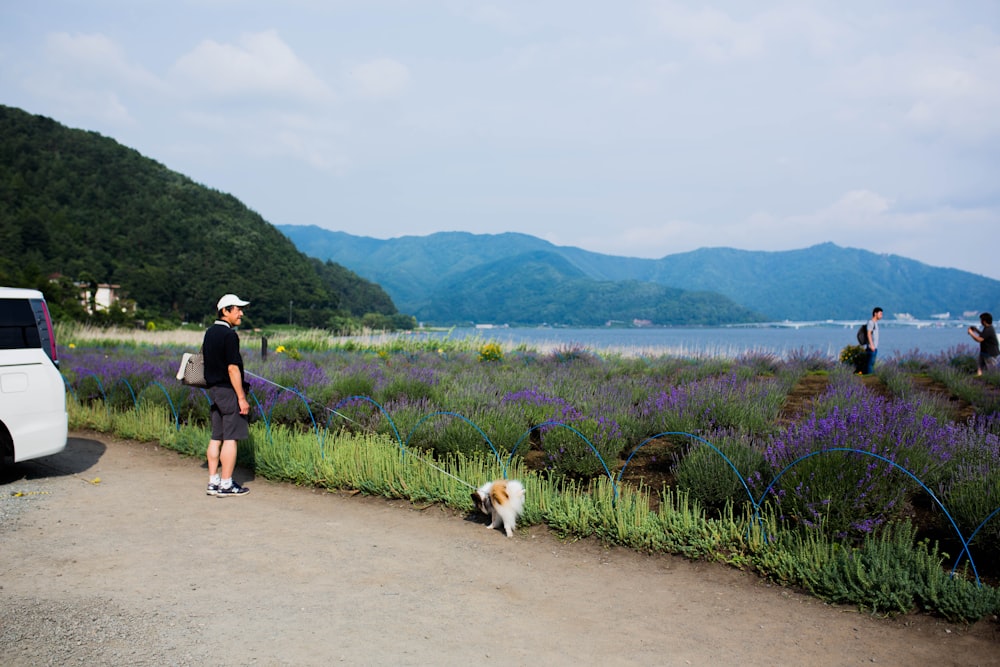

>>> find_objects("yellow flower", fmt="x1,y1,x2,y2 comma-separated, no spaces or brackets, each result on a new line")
478,342,504,363
68,342,76,349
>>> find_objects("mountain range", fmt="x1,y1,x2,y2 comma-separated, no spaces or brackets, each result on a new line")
279,225,1000,324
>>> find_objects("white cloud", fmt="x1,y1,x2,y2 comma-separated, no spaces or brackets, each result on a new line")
649,3,842,62
594,60,680,96
827,32,1000,143
170,105,348,173
348,57,411,99
31,32,166,124
169,30,334,102
805,190,892,223
45,32,163,90
460,3,523,33
25,83,135,126
156,31,345,172
902,56,1000,140
652,3,764,61
700,191,907,252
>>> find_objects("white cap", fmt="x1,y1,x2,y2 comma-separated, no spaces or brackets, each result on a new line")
217,293,250,310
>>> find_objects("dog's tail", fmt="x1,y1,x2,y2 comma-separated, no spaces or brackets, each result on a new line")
503,479,525,513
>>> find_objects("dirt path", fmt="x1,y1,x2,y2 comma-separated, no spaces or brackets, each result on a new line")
2,432,998,666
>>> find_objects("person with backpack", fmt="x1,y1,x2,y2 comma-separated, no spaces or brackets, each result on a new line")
863,307,883,375
967,312,999,376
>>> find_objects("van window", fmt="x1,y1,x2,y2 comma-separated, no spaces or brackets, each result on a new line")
0,297,58,365
0,298,43,349
31,297,59,364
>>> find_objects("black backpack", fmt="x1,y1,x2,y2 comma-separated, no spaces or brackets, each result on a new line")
856,324,868,346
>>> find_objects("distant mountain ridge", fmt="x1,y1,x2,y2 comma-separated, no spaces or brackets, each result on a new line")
278,225,1000,324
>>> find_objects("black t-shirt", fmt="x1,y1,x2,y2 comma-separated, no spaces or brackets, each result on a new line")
202,321,244,388
981,324,999,357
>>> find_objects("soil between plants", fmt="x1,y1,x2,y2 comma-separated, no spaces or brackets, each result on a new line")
1,432,998,666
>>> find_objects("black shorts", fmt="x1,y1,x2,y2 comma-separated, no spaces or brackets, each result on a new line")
209,385,249,441
981,354,999,372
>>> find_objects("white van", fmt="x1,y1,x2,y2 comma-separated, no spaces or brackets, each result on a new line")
0,287,68,464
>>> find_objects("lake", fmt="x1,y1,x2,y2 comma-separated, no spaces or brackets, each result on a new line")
416,321,979,359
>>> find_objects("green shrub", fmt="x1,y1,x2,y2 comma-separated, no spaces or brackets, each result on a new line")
930,365,1000,414
478,342,504,362
540,420,617,478
839,344,867,373
949,353,979,375
673,430,770,513
877,365,956,423
645,372,790,435
947,474,1000,549
408,411,502,460
379,375,438,404
329,372,376,400
753,521,1000,622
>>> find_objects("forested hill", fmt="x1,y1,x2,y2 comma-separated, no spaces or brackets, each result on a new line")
280,226,1000,322
0,105,402,327
273,227,766,325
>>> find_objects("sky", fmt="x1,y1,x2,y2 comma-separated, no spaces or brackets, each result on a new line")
3,1,1000,279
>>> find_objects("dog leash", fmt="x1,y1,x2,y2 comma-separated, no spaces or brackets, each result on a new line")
245,370,359,426
245,370,478,490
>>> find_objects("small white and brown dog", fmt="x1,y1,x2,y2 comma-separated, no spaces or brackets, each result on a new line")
471,479,525,537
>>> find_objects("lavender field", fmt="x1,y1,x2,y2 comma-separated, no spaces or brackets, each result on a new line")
61,332,1000,593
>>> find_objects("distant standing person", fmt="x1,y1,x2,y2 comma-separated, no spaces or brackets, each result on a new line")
864,307,883,375
967,312,999,376
204,293,251,497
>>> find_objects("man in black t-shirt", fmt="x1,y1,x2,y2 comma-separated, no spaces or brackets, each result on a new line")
203,293,251,497
968,312,999,376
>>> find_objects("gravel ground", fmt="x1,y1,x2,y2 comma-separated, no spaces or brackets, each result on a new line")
1,448,199,666
1,432,999,666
